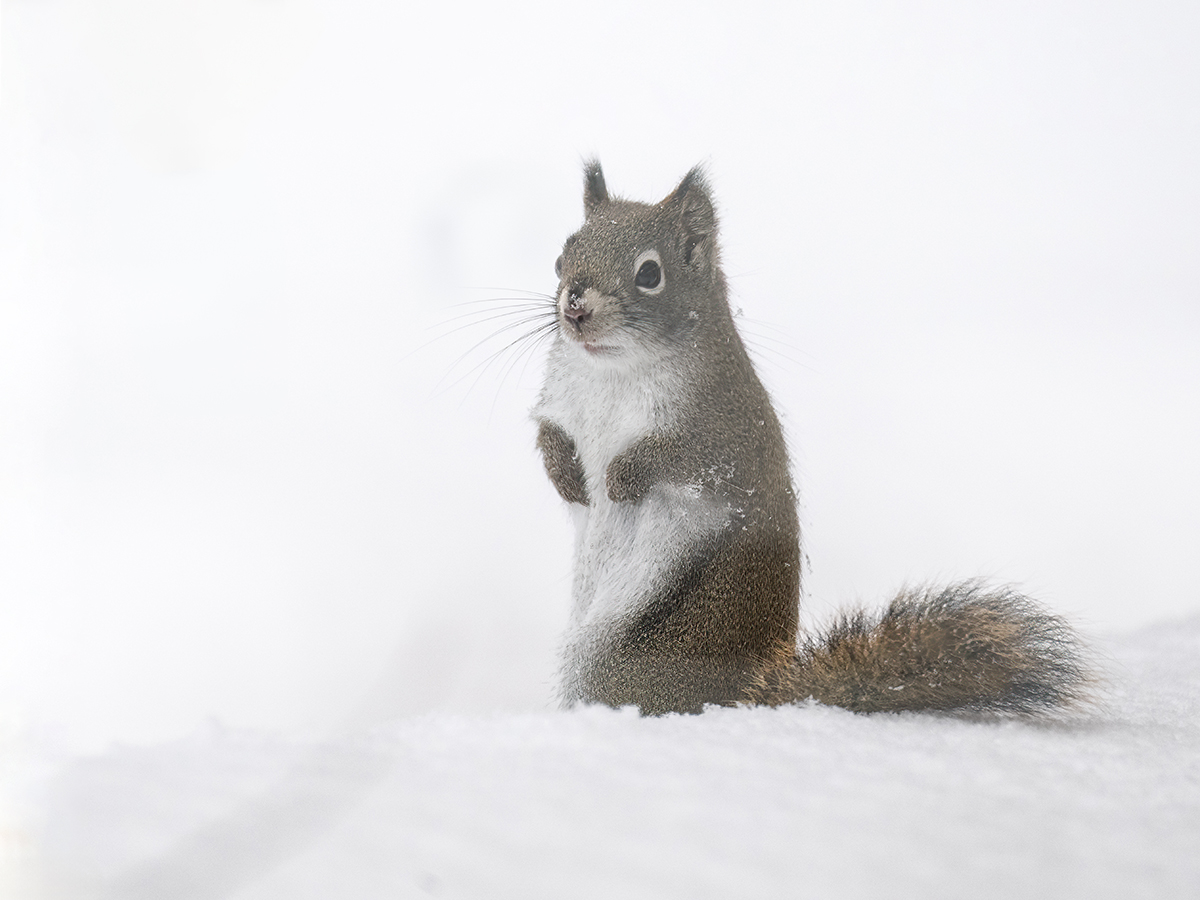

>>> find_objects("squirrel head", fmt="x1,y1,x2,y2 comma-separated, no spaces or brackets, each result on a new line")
552,160,728,363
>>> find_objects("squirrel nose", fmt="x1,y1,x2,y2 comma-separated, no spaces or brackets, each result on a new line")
564,305,592,330
564,288,592,330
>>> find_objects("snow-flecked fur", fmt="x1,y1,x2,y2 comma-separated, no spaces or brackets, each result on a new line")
535,162,1092,717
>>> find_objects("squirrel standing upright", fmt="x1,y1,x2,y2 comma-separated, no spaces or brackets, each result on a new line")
532,161,1089,716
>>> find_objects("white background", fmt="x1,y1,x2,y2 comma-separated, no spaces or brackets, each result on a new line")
2,0,1198,752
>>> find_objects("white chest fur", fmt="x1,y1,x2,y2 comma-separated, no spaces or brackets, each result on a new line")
533,340,732,660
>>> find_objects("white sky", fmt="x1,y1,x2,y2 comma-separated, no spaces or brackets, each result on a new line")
1,0,1198,751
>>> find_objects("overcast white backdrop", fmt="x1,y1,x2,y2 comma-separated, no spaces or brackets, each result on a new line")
1,0,1198,754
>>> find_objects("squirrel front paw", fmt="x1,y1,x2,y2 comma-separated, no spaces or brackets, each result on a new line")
537,421,590,506
605,452,653,503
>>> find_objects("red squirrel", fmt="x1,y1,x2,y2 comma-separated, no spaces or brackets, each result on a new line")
532,162,1089,716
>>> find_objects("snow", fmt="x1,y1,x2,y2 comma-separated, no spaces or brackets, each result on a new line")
2,3,1199,897
5,616,1198,899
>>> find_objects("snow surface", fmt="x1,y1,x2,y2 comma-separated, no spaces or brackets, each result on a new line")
2,4,1199,897
5,616,1198,900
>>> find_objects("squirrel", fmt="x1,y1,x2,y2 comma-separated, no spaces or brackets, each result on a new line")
531,161,1090,717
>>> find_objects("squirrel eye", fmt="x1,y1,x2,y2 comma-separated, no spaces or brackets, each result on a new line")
554,255,563,277
635,260,661,289
633,249,665,294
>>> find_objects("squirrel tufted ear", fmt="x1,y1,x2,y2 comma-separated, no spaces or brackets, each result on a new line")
582,159,609,217
664,165,718,267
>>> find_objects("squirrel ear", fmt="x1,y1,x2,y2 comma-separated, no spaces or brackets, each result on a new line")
664,165,718,267
582,159,609,217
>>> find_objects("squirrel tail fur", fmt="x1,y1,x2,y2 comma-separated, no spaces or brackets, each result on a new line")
747,580,1092,715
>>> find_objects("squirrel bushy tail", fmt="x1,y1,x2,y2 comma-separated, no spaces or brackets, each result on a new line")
748,580,1091,715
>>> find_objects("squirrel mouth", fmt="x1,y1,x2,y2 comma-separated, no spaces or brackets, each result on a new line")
580,340,619,356
563,328,618,356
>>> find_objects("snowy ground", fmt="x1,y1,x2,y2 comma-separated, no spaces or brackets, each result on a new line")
5,615,1198,900
2,4,1199,899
